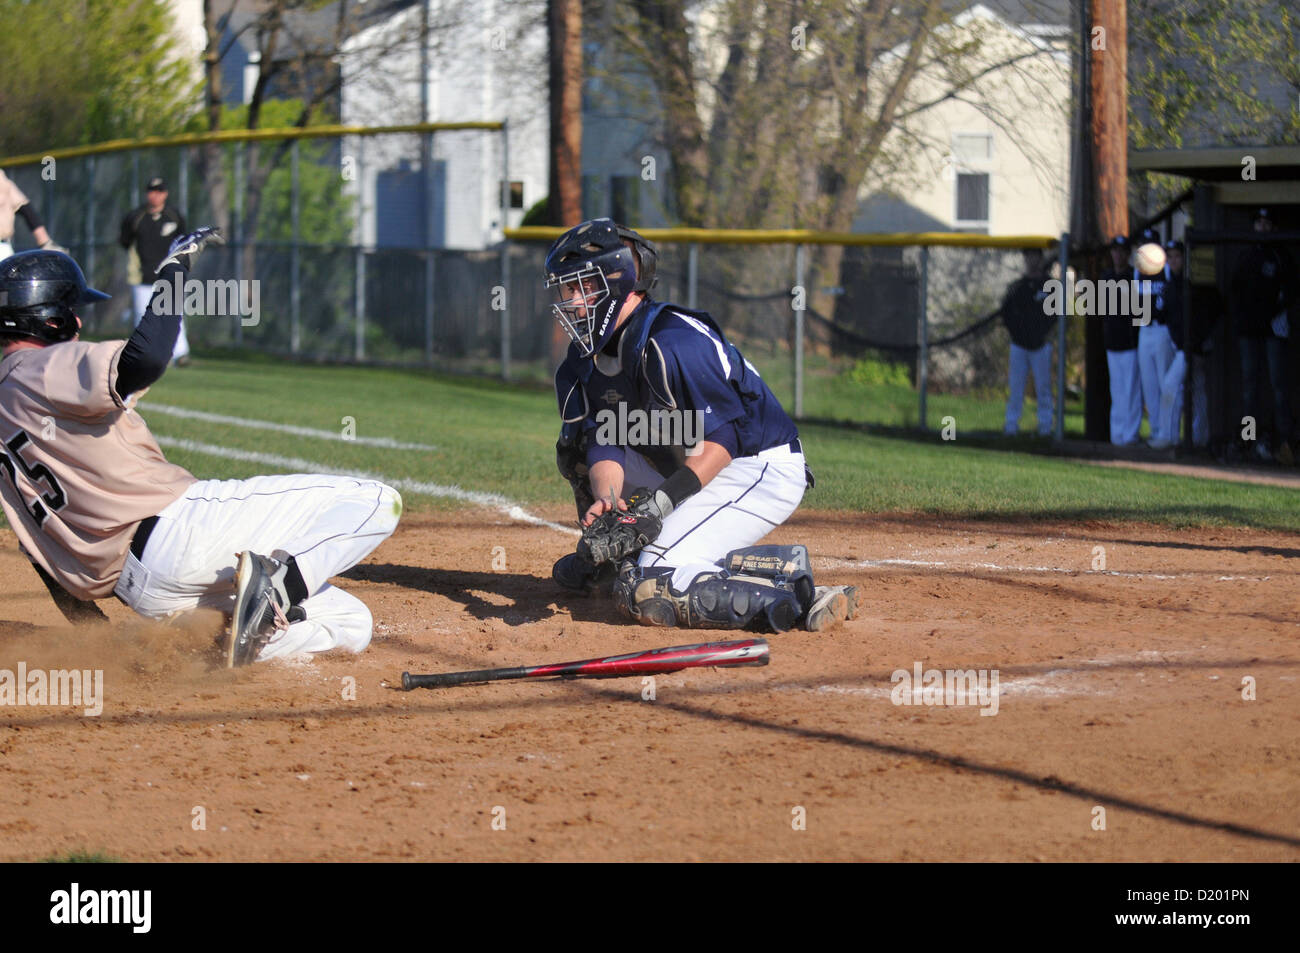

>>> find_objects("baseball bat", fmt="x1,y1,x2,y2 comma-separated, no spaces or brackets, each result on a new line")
401,637,769,690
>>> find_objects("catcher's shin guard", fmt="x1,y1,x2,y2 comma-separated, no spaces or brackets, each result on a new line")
613,564,804,632
723,545,857,631
722,544,815,613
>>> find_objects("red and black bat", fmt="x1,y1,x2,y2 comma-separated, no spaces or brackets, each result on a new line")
400,637,769,690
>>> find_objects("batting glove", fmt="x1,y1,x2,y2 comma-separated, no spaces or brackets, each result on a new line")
158,225,225,273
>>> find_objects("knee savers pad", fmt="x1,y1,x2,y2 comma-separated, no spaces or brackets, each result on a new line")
722,544,815,613
613,565,803,632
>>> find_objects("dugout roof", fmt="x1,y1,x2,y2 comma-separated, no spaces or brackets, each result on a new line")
1130,146,1300,206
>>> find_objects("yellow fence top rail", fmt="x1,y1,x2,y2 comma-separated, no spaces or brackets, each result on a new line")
0,122,505,167
507,226,1056,248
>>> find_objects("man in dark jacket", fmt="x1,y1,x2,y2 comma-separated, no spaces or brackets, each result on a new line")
1002,247,1056,436
120,177,190,365
1231,208,1296,463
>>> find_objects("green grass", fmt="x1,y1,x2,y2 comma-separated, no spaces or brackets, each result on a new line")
100,353,1300,534
745,351,1091,436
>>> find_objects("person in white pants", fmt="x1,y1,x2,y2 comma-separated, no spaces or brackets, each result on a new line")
1155,350,1209,449
619,446,806,595
1100,236,1142,445
546,217,855,633
1152,241,1210,449
1106,351,1142,445
1138,320,1175,443
0,228,399,669
1133,229,1176,445
1000,247,1056,436
120,177,190,365
115,474,400,659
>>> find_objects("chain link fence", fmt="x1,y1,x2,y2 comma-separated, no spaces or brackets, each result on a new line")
2,129,1079,434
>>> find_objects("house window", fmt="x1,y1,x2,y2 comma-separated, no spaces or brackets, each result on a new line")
499,180,524,209
955,173,989,228
952,132,992,230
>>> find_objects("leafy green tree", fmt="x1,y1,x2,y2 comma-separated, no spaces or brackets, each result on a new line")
0,0,195,156
185,100,353,246
1129,0,1300,150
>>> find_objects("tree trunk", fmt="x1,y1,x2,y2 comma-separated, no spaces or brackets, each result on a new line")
548,0,582,228
200,0,230,235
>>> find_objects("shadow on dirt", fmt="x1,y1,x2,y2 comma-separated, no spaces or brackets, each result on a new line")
342,563,625,626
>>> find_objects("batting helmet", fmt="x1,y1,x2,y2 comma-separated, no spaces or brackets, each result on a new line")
0,250,109,344
544,218,658,356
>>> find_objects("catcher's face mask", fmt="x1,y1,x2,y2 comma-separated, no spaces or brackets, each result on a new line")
544,218,657,357
546,261,628,357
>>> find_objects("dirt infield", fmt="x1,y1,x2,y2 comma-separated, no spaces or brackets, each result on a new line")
1,508,1297,862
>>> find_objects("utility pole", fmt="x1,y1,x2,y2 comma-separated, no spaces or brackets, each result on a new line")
547,0,583,365
1086,0,1128,441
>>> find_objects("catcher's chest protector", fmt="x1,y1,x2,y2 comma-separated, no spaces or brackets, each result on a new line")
554,300,761,476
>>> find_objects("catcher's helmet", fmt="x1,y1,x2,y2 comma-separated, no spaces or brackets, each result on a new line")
0,250,109,344
544,218,658,356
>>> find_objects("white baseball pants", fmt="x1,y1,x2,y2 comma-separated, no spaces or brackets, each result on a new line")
1138,322,1175,443
624,445,807,593
1106,348,1142,445
1156,350,1209,447
114,475,401,661
1005,342,1054,436
133,283,190,362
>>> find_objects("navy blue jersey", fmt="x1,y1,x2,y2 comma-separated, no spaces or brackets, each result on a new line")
1133,265,1173,327
1100,267,1139,351
554,300,797,478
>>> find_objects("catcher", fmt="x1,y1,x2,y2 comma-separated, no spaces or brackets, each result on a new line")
547,218,856,632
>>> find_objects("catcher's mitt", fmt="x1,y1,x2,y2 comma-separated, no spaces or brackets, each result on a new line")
577,487,665,565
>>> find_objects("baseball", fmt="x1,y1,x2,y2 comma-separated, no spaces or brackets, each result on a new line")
1135,242,1166,276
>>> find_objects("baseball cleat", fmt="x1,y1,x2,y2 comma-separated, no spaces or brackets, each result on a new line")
804,585,858,632
227,551,303,668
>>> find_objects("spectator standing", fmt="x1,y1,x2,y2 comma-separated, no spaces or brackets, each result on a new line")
1002,247,1056,436
120,177,190,365
1153,241,1211,449
1101,235,1141,445
1230,208,1295,464
1134,227,1175,447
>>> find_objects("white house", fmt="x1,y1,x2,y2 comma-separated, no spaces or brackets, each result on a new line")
864,3,1073,236
339,0,548,250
